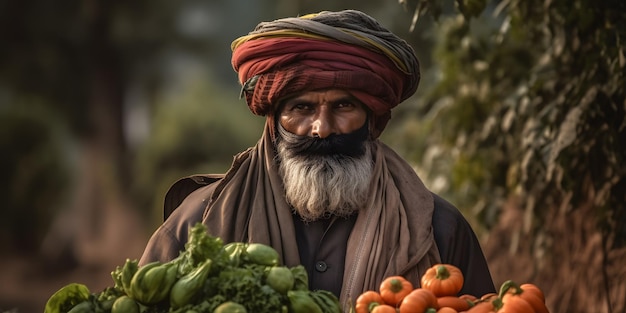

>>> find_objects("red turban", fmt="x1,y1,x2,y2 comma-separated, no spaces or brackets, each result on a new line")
231,10,421,138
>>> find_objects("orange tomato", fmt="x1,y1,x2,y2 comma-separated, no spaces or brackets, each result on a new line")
399,288,438,313
371,304,398,313
379,276,414,306
356,290,385,313
421,264,465,297
437,296,472,312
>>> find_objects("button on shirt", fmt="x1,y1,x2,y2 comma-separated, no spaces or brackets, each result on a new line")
315,261,328,272
293,213,357,298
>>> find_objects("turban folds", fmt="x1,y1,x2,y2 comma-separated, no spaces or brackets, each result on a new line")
231,10,421,138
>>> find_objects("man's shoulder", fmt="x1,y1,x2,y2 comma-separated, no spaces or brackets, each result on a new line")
431,192,471,232
163,174,225,221
431,193,461,217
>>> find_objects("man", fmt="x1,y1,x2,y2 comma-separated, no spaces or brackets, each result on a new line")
139,9,495,309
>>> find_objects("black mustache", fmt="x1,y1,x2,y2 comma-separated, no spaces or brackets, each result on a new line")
277,122,369,158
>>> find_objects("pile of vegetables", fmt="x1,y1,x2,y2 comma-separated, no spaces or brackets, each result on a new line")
353,264,549,313
44,223,341,313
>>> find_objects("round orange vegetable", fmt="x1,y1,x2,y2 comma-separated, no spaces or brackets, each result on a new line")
500,281,549,313
459,294,478,302
379,276,414,306
356,290,385,313
421,264,465,297
498,294,534,312
519,283,545,302
399,288,438,313
480,293,498,302
465,301,496,313
517,283,548,313
437,307,458,313
437,296,472,312
371,304,398,313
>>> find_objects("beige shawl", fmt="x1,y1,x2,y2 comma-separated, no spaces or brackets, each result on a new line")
201,123,440,309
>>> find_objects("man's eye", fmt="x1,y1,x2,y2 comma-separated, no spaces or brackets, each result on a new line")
293,103,313,111
336,102,355,109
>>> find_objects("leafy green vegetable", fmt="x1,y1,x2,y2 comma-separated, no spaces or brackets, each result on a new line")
175,222,229,275
44,223,341,313
204,265,285,313
44,283,90,313
290,265,309,291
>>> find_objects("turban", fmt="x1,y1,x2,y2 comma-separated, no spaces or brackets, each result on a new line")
231,10,421,138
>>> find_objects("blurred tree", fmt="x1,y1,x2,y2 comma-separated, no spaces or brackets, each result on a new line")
0,104,72,253
0,0,187,256
388,0,625,312
0,0,275,260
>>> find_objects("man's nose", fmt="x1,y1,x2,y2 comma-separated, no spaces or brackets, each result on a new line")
311,110,334,139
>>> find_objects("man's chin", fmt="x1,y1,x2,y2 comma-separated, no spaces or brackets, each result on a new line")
278,141,373,223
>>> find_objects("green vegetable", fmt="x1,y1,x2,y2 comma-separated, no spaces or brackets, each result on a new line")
245,243,280,266
290,265,310,291
213,301,248,313
44,283,90,313
44,224,332,313
111,258,139,295
309,290,341,313
266,266,295,294
111,296,139,313
223,242,247,267
287,290,324,313
170,258,213,308
96,297,116,312
223,242,280,266
129,261,179,304
96,286,123,302
176,222,227,274
65,301,94,313
205,265,284,313
121,259,139,294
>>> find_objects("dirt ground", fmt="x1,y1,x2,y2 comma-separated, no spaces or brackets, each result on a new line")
0,255,125,313
0,236,147,313
0,195,149,313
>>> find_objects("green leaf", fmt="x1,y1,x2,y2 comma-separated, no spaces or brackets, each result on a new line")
44,283,90,313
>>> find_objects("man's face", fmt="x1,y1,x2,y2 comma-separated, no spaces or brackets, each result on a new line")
275,89,373,222
278,89,368,139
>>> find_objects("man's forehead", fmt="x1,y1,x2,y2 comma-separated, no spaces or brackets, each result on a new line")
282,89,356,101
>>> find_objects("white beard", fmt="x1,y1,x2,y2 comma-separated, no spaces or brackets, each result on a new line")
277,140,373,222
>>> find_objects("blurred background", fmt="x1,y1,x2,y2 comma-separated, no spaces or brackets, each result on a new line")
0,0,624,312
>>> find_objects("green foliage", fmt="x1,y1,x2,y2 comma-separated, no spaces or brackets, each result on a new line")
0,103,73,252
44,283,91,313
399,0,486,31
0,0,197,134
392,0,625,244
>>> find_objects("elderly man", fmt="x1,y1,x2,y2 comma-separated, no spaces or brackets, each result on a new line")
139,9,495,309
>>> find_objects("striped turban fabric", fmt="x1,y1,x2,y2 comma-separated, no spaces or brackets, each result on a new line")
231,10,421,138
